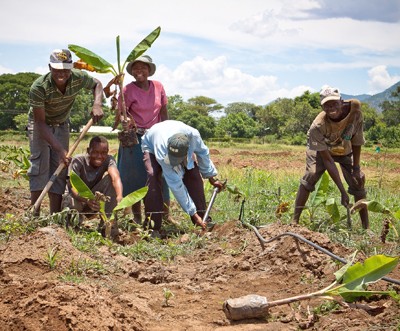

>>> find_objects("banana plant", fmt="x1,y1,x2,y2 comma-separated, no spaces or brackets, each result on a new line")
69,170,148,237
68,27,161,131
68,27,160,76
224,254,399,320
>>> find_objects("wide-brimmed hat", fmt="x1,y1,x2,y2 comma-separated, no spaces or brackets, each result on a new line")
49,49,73,70
164,133,189,166
126,55,156,77
320,85,341,105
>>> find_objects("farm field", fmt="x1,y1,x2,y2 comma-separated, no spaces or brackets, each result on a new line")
0,138,399,330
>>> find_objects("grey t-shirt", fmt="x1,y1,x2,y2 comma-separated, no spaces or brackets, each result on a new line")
69,154,117,189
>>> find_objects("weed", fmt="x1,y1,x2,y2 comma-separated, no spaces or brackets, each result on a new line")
313,300,340,315
45,246,60,270
59,256,107,283
163,288,174,307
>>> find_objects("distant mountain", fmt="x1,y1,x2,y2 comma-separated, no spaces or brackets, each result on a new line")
342,81,400,112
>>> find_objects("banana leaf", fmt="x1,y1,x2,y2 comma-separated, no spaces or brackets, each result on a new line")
309,171,330,207
109,186,148,221
123,26,161,67
330,288,397,303
68,45,115,74
69,170,106,219
325,197,340,223
341,255,399,289
328,254,399,302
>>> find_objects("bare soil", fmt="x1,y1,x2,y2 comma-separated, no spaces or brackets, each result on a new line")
0,147,399,331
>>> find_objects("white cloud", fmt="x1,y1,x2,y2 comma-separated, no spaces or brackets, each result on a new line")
154,56,284,106
368,65,400,93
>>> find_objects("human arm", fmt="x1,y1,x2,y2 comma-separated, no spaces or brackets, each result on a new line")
351,145,365,187
90,78,104,124
108,165,123,204
160,104,169,121
319,149,349,207
32,108,70,166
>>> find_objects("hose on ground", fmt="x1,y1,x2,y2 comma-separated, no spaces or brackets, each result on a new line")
238,199,400,286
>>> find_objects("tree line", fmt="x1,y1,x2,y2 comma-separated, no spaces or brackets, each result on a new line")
1,72,400,147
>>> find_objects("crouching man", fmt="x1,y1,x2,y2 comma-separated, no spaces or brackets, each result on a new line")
62,136,123,237
141,120,224,237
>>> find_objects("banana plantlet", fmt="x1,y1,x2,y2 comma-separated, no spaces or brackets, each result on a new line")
68,27,161,147
70,171,148,239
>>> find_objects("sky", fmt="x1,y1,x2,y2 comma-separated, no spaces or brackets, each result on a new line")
1,0,400,107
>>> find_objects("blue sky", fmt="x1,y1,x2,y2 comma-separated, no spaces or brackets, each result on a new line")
1,0,400,106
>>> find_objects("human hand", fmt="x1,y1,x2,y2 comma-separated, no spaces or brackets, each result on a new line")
340,191,350,208
352,169,366,188
87,199,100,212
208,177,225,192
191,213,206,231
121,118,131,131
59,149,71,168
91,104,104,124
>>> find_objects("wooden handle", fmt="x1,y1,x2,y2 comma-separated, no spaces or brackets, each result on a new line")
32,118,94,212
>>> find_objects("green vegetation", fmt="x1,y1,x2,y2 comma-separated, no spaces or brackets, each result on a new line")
45,246,60,270
59,257,107,283
2,73,400,146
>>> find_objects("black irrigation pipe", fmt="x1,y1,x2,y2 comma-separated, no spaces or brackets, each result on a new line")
238,199,400,286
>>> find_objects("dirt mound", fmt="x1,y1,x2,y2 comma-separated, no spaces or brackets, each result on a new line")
1,220,399,331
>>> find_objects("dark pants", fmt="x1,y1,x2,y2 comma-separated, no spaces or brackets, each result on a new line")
143,152,206,231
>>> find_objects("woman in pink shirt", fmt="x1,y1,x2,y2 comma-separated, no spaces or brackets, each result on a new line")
117,55,169,224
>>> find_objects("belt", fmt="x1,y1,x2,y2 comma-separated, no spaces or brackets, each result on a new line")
47,121,67,127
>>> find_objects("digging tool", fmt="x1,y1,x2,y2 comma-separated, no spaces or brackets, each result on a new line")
203,181,226,230
203,187,220,226
346,205,352,229
32,118,93,213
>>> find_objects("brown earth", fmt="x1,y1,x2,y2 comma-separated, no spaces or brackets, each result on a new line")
0,148,400,331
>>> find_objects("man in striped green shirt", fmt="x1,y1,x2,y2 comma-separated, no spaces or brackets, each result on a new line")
28,49,104,215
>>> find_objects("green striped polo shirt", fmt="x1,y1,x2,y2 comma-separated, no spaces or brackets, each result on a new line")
29,69,97,124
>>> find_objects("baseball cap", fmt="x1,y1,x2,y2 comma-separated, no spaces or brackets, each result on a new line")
320,85,341,105
164,133,189,166
49,49,73,69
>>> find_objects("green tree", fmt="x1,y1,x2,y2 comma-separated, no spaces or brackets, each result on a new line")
255,98,294,139
173,110,216,139
294,90,320,109
224,102,262,119
216,112,260,138
0,72,40,130
167,94,188,120
187,96,223,116
381,86,400,127
13,113,29,131
361,102,381,131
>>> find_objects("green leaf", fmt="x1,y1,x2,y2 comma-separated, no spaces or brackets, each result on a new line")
116,35,121,73
334,251,358,282
113,186,148,212
68,44,115,74
70,170,95,200
325,197,340,222
226,183,244,197
351,199,392,216
123,27,161,69
309,171,329,207
342,255,399,291
331,288,396,303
